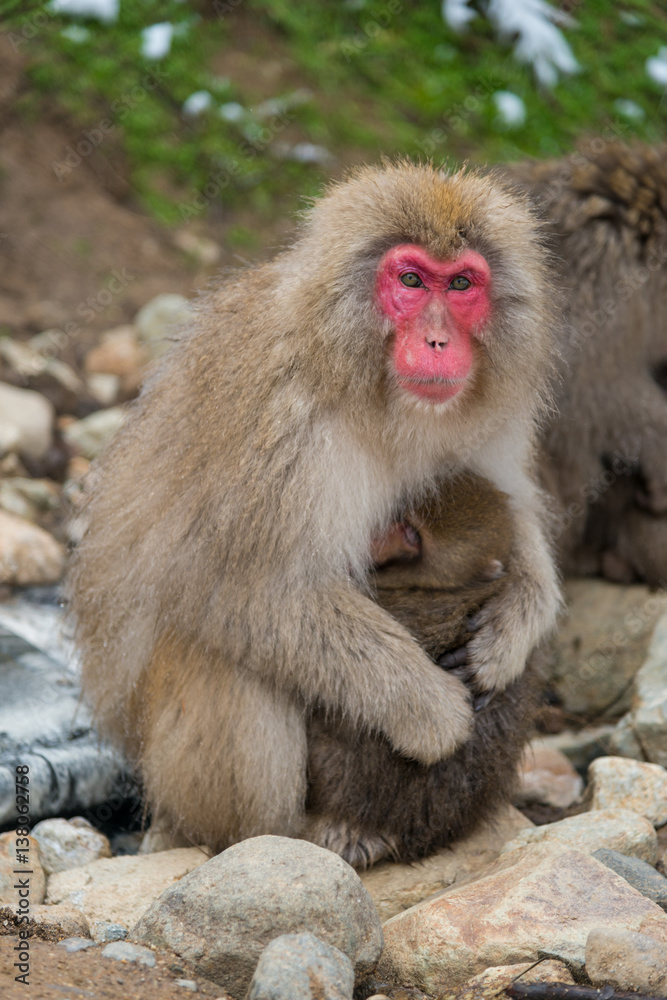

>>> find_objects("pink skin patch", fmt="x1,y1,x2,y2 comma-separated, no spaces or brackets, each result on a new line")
376,244,491,404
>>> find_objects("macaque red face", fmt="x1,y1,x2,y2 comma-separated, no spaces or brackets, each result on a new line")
376,245,492,404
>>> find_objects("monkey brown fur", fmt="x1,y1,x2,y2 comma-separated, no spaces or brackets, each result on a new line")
68,162,559,857
305,472,537,867
507,143,667,585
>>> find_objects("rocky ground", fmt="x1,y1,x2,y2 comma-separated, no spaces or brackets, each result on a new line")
2,31,667,1000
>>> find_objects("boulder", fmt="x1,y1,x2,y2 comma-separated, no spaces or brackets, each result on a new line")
499,809,658,864
246,932,354,1000
378,844,667,994
586,927,667,993
587,756,667,826
132,836,383,999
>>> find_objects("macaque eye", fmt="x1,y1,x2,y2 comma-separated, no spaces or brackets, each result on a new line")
400,272,425,288
449,275,471,291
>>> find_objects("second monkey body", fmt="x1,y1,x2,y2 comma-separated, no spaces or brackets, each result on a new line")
305,473,536,866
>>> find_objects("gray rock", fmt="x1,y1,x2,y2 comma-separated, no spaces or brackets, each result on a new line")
132,835,383,999
0,598,129,826
63,406,126,460
0,382,54,460
90,921,129,943
175,980,198,992
592,850,667,911
541,580,667,719
630,612,667,767
246,933,354,1000
101,941,156,967
586,927,667,993
135,293,190,359
59,937,96,953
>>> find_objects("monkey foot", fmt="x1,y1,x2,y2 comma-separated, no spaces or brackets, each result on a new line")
301,814,399,869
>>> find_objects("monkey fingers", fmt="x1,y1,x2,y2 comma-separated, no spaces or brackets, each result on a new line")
437,646,469,670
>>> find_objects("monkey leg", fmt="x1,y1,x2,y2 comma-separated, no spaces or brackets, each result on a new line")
138,637,308,853
299,813,399,869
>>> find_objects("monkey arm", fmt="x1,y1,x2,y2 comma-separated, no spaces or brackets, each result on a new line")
228,580,474,767
467,435,562,691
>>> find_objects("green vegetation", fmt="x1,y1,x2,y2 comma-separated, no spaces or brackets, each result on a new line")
9,0,667,223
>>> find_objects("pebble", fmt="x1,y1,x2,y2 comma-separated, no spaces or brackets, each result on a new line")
592,849,667,911
586,927,667,993
0,382,54,460
90,921,129,943
175,980,198,992
440,959,574,1000
62,406,126,460
499,808,658,864
101,940,156,967
32,816,111,875
587,756,667,826
0,477,60,523
131,835,383,998
135,293,190,358
246,932,354,1000
84,325,147,377
0,510,65,585
59,936,96,953
516,742,583,809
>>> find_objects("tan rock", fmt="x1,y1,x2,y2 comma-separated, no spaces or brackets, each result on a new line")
0,382,54,460
588,756,667,826
0,903,90,941
85,326,148,377
0,833,45,906
586,927,667,993
378,844,667,994
517,741,584,809
360,805,533,922
45,846,209,929
0,510,65,585
440,959,574,1000
628,614,667,768
500,808,657,863
32,817,111,875
542,580,667,718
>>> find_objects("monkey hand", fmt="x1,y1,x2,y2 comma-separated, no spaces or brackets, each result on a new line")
463,568,560,693
381,660,473,765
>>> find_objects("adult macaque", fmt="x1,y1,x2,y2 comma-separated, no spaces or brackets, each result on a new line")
507,143,667,584
305,473,536,867
69,163,559,855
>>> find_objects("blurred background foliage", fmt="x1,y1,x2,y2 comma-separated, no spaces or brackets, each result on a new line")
4,0,667,227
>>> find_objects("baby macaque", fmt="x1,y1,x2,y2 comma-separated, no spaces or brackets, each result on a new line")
304,473,537,867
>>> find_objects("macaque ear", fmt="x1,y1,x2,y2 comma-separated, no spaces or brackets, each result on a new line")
371,522,421,569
